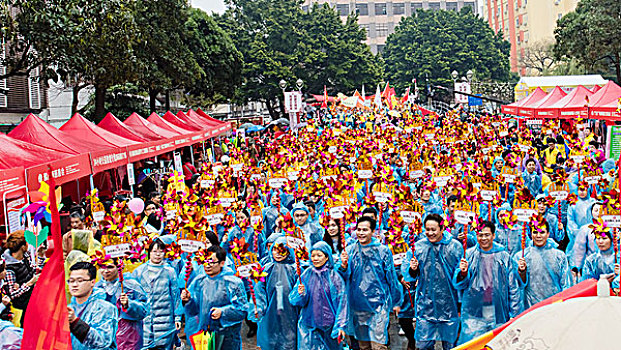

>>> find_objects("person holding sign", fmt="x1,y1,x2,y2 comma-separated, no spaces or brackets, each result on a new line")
95,259,148,350
131,239,181,350
338,217,402,349
535,195,564,244
513,220,572,309
181,246,248,350
452,221,522,345
402,214,462,350
522,158,542,198
262,192,290,239
251,236,299,350
291,202,323,253
570,202,602,275
289,241,348,350
581,223,619,283
566,182,596,256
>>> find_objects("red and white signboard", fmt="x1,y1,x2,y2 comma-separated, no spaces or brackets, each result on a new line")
27,154,92,189
0,167,26,199
284,91,303,113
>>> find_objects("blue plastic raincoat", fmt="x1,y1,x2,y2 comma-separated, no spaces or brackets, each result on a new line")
513,239,572,309
522,170,542,198
339,238,402,344
289,242,348,350
69,289,118,350
566,194,596,256
262,202,289,239
581,246,616,281
452,244,522,344
131,261,181,349
251,236,299,350
570,223,597,271
291,202,323,252
94,277,148,350
401,234,462,344
184,265,248,350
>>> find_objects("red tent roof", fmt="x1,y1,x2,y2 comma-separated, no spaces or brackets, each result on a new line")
196,108,226,124
60,113,137,147
588,80,621,107
0,133,72,169
147,112,195,134
175,111,204,130
502,88,546,115
8,114,108,154
98,113,149,142
187,109,220,127
162,111,202,131
591,85,602,93
541,85,593,119
124,113,179,139
525,87,567,118
590,96,621,120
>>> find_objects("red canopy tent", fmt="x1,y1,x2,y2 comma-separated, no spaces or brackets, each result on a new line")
124,113,179,139
98,113,150,142
147,112,195,135
542,85,593,119
591,85,602,93
60,113,137,148
590,99,621,120
195,109,232,136
175,111,205,130
187,109,220,127
0,133,72,169
8,114,108,154
162,111,202,131
586,80,621,110
528,87,567,118
502,88,547,115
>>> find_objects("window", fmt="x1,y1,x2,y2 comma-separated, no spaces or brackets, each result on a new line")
0,40,7,108
524,31,529,42
359,24,370,35
28,67,41,110
429,2,441,10
376,23,388,37
523,14,528,24
393,3,405,15
446,2,458,11
464,2,475,10
375,3,387,15
356,3,369,16
336,4,349,16
412,2,423,9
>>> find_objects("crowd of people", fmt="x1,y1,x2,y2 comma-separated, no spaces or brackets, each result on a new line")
0,105,619,350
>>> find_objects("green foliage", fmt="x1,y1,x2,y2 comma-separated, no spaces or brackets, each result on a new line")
554,0,621,82
383,7,511,99
82,84,150,123
221,0,381,116
185,8,242,104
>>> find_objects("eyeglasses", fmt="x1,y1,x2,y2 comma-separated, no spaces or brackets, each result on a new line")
67,278,92,285
204,260,220,266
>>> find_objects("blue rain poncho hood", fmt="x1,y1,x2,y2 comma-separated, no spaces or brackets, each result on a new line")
311,241,334,268
291,202,310,216
269,236,295,264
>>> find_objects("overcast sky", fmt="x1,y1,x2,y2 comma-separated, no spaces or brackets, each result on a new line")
191,0,226,14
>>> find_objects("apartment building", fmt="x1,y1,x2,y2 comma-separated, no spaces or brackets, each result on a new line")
482,0,578,75
302,0,477,54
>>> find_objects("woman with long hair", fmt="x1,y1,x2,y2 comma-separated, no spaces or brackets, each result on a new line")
322,218,344,256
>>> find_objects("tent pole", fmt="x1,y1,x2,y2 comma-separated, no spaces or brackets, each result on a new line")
202,142,206,163
210,138,215,163
76,179,80,201
89,175,95,192
190,145,195,164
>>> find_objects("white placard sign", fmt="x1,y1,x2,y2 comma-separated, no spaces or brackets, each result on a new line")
400,210,421,224
127,163,135,186
455,210,476,225
205,213,224,226
514,208,537,222
434,176,451,187
237,262,260,278
286,236,305,249
103,243,131,258
602,215,621,228
480,190,498,201
178,239,206,253
329,206,349,219
358,169,373,179
549,191,568,201
373,191,392,203
268,177,288,189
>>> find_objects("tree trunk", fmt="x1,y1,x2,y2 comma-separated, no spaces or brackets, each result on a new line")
71,84,87,116
278,96,286,118
94,84,107,121
149,88,158,113
165,90,171,111
265,99,278,119
615,53,621,84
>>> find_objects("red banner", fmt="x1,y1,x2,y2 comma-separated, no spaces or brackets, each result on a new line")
90,147,129,173
0,167,26,198
27,154,92,189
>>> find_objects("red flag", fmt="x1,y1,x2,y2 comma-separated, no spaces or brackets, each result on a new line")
321,85,328,109
401,87,410,104
21,169,72,349
381,82,391,100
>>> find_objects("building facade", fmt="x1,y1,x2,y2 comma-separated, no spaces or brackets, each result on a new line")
481,0,578,75
302,0,477,54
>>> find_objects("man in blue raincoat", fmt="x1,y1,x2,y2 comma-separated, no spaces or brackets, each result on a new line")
251,236,299,350
262,191,290,239
67,262,118,350
453,221,522,345
291,202,323,252
514,220,572,309
181,245,248,350
95,259,148,350
339,216,402,349
402,213,462,350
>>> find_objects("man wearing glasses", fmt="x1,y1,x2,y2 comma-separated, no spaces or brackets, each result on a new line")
67,262,118,350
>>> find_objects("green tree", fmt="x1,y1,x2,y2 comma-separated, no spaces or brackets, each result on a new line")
554,0,621,82
133,0,202,112
184,8,242,106
383,7,511,100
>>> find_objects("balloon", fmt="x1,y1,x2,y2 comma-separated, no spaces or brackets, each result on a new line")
127,198,145,214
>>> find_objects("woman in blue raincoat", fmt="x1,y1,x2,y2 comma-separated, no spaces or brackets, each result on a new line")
513,221,572,309
262,191,290,239
339,217,402,347
182,245,248,350
581,227,618,282
452,221,522,345
566,181,596,255
402,214,462,350
250,236,299,350
570,202,601,273
522,158,542,198
132,239,181,349
289,241,348,350
225,209,266,260
95,259,149,350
